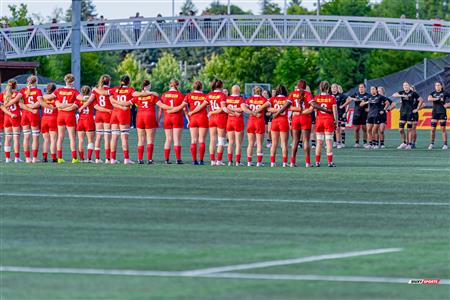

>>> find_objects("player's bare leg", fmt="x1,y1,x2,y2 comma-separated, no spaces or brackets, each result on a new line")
42,132,49,162
325,132,335,167
280,131,289,167
78,131,86,162
67,126,78,163
362,125,368,146
372,124,380,149
379,123,386,148
398,121,408,149
227,131,235,166
209,127,217,165
12,126,21,163
235,131,244,166
247,133,255,166
173,127,183,164
302,129,311,167
216,128,226,165
31,125,40,163
94,123,104,163
3,127,12,163
315,134,324,167
86,131,95,162
120,124,132,164
365,124,373,149
354,126,360,147
137,128,146,164
50,131,57,162
411,122,418,149
110,124,120,164
22,124,31,163
146,128,156,163
164,128,173,164
57,125,66,163
270,131,279,167
198,127,208,165
256,133,264,167
290,129,300,167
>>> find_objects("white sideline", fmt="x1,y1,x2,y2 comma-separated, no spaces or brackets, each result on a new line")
181,248,403,276
1,193,449,206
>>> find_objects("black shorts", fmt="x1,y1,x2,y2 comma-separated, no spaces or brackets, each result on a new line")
379,112,387,124
367,115,381,125
400,111,414,122
353,113,367,126
264,112,272,125
432,111,447,120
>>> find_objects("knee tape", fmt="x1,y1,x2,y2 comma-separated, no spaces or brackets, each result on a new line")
87,143,94,150
22,130,31,136
32,130,40,136
120,129,130,135
316,133,325,141
96,129,104,134
325,133,334,140
218,137,226,146
111,129,120,135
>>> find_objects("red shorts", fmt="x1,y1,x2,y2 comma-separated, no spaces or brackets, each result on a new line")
164,114,184,129
110,109,130,126
21,110,40,127
247,117,265,134
95,111,111,124
315,118,335,133
41,116,58,133
57,112,76,127
136,111,157,129
226,117,244,132
0,114,4,129
271,117,289,132
4,114,21,128
209,113,227,129
291,114,312,131
77,117,95,132
189,114,209,128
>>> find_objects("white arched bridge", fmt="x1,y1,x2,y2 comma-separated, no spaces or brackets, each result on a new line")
1,15,449,59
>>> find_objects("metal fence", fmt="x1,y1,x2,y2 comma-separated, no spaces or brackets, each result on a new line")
0,15,449,59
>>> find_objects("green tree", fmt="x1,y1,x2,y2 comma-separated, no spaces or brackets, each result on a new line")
203,1,250,15
273,47,318,90
181,0,197,15
371,0,416,18
287,4,310,15
117,53,149,90
65,0,97,21
149,52,186,94
1,4,31,26
260,0,282,14
195,54,226,92
321,0,370,16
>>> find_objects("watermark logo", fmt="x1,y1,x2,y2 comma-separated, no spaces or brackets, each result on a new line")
408,279,440,284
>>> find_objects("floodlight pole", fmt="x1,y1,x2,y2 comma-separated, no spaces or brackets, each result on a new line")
317,0,321,16
71,0,81,90
227,0,231,15
172,0,175,17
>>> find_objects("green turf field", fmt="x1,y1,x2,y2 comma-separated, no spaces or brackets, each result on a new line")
1,129,449,300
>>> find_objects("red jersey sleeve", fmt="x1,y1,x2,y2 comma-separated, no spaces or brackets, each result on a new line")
305,91,314,104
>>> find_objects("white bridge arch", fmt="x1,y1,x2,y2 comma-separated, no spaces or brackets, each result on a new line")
1,15,449,59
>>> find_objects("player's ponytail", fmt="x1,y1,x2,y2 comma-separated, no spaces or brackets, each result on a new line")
141,79,151,91
296,79,307,102
319,81,330,94
26,75,37,97
4,79,17,102
193,81,202,91
253,86,262,96
169,79,179,91
211,79,223,91
81,85,91,97
46,82,56,94
119,75,130,91
97,74,111,88
64,73,75,86
275,85,288,97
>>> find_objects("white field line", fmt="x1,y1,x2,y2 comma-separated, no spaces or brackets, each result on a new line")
181,248,402,276
1,193,448,206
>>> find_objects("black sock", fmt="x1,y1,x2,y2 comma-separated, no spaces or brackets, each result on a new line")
311,140,316,146
444,141,448,145
380,140,384,145
342,132,346,144
363,139,367,144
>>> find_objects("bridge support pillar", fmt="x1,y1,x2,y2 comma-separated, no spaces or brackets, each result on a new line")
71,0,81,90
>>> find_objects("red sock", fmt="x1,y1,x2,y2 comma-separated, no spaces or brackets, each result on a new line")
24,150,30,159
247,156,252,163
105,149,111,160
270,156,275,163
79,150,85,161
282,156,287,163
164,148,170,160
236,154,241,163
57,150,62,159
210,153,215,161
147,144,154,161
227,153,233,162
315,154,321,163
123,150,129,160
257,154,263,163
5,151,10,159
42,152,48,160
138,145,144,161
327,153,333,164
199,143,205,161
291,156,296,164
51,153,56,161
305,154,311,165
111,151,116,160
174,146,181,160
72,151,77,159
190,143,197,161
32,149,38,159
87,149,93,160
95,149,100,160
217,152,223,161
14,152,19,158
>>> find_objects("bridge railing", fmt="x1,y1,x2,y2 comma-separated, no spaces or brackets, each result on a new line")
1,15,449,58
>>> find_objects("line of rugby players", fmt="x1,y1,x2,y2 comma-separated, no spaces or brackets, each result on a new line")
0,74,448,167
